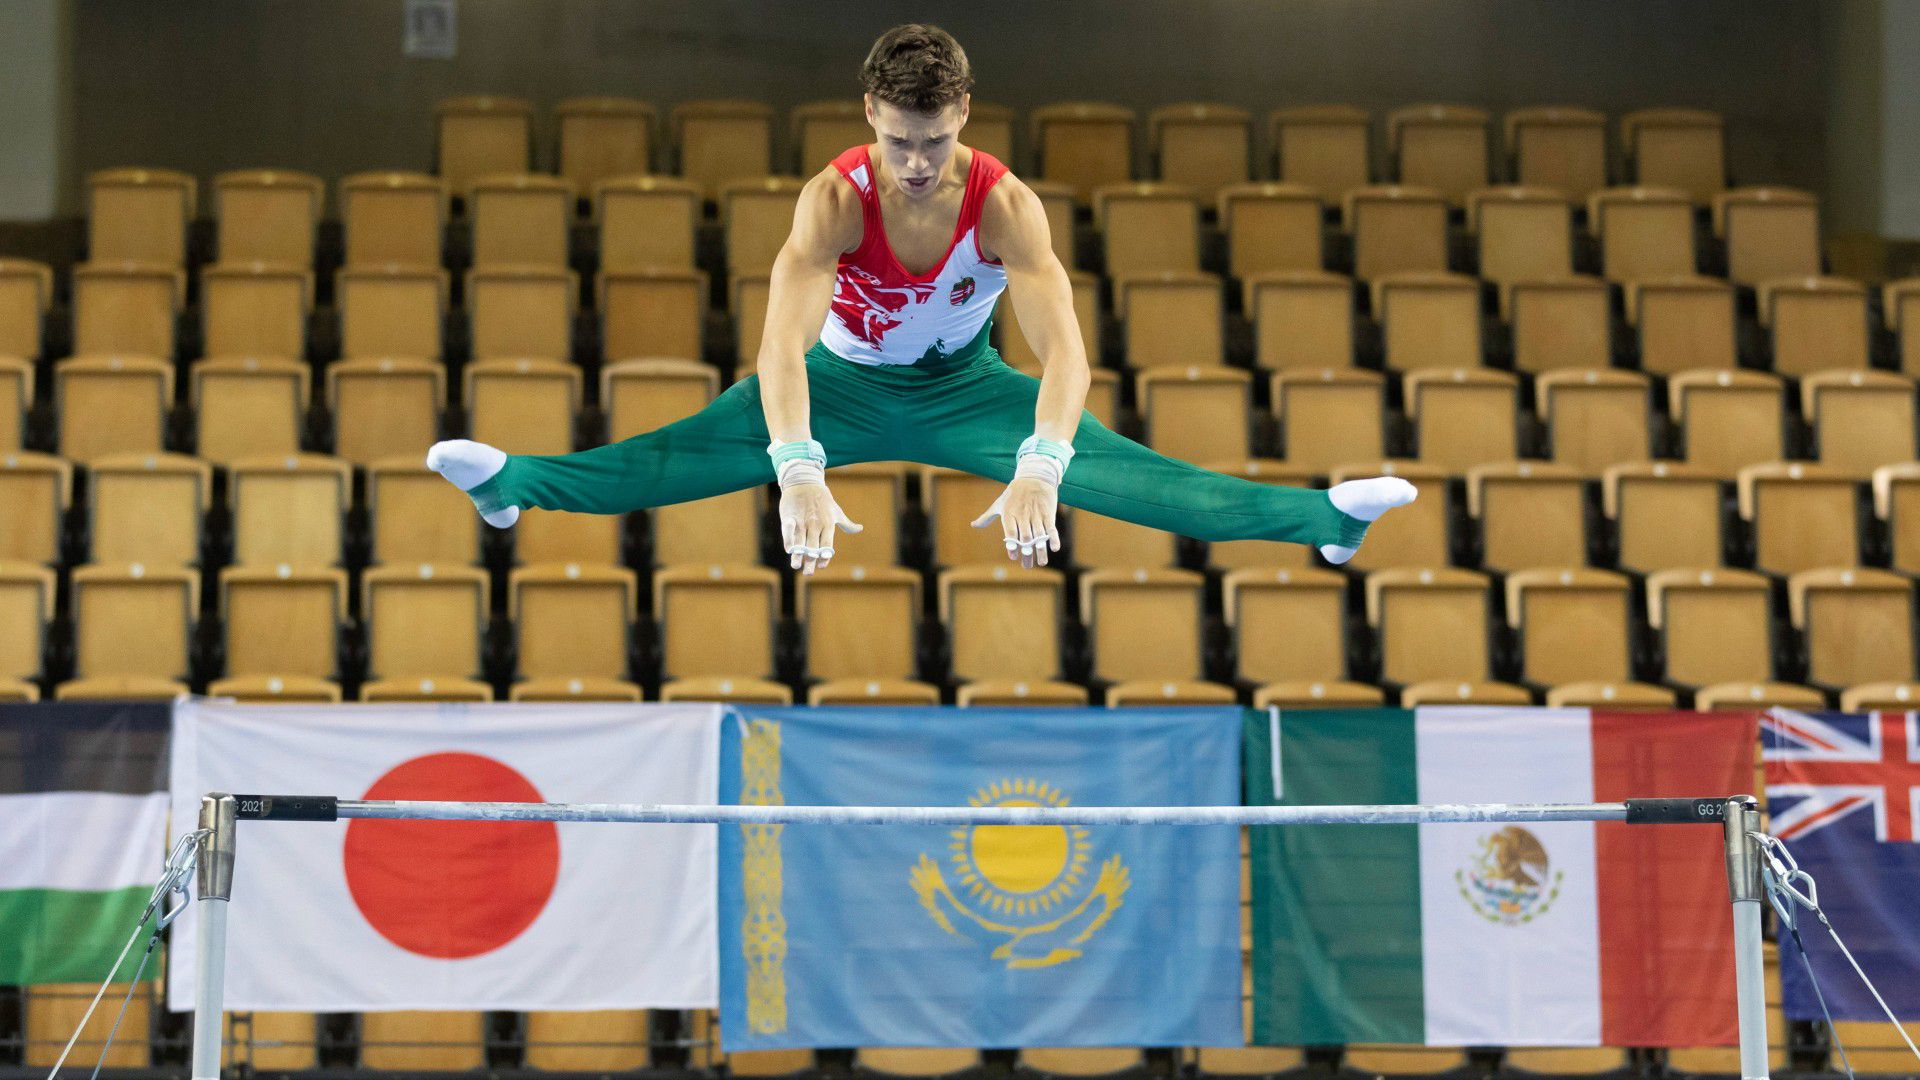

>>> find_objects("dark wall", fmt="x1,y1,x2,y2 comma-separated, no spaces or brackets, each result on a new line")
71,0,1826,209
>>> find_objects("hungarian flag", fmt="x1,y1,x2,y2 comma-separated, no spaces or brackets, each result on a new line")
167,698,721,1012
1,702,170,984
1246,706,1757,1047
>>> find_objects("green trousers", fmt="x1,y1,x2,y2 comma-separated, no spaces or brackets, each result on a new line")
469,336,1368,549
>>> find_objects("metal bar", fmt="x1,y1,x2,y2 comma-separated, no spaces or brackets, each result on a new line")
190,794,237,1080
1724,796,1770,1080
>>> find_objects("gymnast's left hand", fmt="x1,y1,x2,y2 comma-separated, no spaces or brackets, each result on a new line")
972,477,1060,569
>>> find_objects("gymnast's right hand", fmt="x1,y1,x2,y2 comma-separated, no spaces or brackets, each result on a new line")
779,481,862,576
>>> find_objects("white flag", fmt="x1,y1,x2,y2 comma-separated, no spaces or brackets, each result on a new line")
168,699,720,1011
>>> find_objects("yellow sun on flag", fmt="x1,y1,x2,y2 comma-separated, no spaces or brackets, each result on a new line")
948,779,1090,918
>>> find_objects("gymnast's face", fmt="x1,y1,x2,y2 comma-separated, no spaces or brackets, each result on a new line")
865,95,969,200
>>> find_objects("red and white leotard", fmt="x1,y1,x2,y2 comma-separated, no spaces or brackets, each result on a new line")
818,144,1011,366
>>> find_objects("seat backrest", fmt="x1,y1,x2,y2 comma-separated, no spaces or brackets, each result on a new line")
1097,184,1200,278
0,563,56,682
1876,463,1920,575
722,178,804,281
220,566,347,679
467,266,575,362
1508,276,1610,374
1506,568,1632,686
465,358,580,456
1469,462,1588,573
72,262,181,358
89,452,209,568
792,101,871,176
1220,184,1323,278
1033,103,1135,203
1804,371,1917,478
653,490,761,567
1603,463,1724,573
368,457,480,566
0,453,70,565
229,454,351,567
339,172,446,267
808,678,941,706
1068,508,1178,571
435,95,532,195
192,357,306,464
1738,463,1860,576
1471,187,1572,285
604,358,717,441
362,564,489,680
1373,272,1481,371
939,565,1063,683
597,177,699,273
1406,368,1519,473
599,268,706,362
957,680,1089,706
1079,567,1205,683
1000,270,1097,370
731,274,772,372
511,563,638,681
1272,369,1385,473
1150,104,1251,204
337,265,445,361
1366,567,1491,686
824,463,904,568
798,566,920,681
513,508,623,566
88,168,194,265
673,100,774,200
1790,568,1915,688
1346,185,1448,278
1271,105,1371,202
214,170,323,266
1628,277,1736,375
1537,369,1651,476
1760,276,1869,378
1137,364,1250,463
1648,569,1772,688
1117,272,1223,369
1505,107,1607,203
0,358,25,454
470,175,573,269
1246,271,1353,371
72,564,198,680
1671,370,1785,476
1389,105,1489,206
0,259,52,360
1592,187,1695,281
325,358,443,466
654,564,780,679
1224,567,1347,684
1623,108,1724,202
1718,188,1821,286
924,467,1021,568
201,263,310,360
1329,461,1452,570
1198,460,1316,572
56,356,172,463
558,96,655,195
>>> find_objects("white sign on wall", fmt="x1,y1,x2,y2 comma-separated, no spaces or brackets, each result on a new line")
404,0,457,60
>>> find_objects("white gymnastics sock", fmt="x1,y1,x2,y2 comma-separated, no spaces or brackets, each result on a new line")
426,439,519,528
1318,476,1418,565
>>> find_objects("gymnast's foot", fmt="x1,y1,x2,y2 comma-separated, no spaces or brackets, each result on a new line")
1318,477,1418,565
426,439,520,528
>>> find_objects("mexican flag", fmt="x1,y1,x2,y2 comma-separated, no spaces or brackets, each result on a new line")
167,698,722,1012
0,702,171,984
1247,707,1757,1048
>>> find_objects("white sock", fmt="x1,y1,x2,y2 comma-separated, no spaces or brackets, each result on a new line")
1318,477,1418,565
426,439,519,528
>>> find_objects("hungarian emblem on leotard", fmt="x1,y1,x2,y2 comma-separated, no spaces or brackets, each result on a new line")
949,276,976,306
1456,826,1563,926
830,265,938,347
909,778,1130,969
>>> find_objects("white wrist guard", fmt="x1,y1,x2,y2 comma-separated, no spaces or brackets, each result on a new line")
768,439,826,489
1014,435,1074,487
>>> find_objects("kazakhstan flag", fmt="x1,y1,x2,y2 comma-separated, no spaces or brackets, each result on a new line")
718,706,1242,1049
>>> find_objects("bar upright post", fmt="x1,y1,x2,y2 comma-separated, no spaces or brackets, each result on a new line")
190,793,237,1080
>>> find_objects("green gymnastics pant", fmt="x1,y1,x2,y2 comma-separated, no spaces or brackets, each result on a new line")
468,336,1369,550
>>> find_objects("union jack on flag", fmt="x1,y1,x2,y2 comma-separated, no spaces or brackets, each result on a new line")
1762,708,1920,843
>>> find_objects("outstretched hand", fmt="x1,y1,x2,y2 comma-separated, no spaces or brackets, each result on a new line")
780,483,862,575
972,477,1060,568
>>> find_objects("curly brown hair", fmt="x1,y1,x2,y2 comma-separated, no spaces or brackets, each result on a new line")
860,24,973,114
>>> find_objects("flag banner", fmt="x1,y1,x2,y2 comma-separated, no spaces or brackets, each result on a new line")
1,702,170,985
1248,707,1755,1047
167,698,721,1011
1762,707,1920,1020
718,706,1242,1049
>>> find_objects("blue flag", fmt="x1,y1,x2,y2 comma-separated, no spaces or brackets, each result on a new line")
718,706,1243,1049
1762,709,1920,1020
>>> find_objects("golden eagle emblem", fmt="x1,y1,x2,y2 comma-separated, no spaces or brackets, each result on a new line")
1457,826,1563,926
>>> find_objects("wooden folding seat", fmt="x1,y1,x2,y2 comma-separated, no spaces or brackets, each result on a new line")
1882,277,1920,379
1803,370,1916,477
1219,183,1323,279
791,100,869,176
672,100,774,201
1589,186,1695,282
325,357,442,466
1536,369,1651,475
89,452,210,568
1095,182,1200,279
1738,462,1861,576
1115,270,1224,368
1469,462,1588,573
362,563,490,681
1079,567,1205,683
1149,103,1251,205
23,981,158,1067
0,452,71,566
822,462,904,568
1343,185,1449,279
1398,681,1531,707
965,102,1017,167
1670,369,1786,476
1505,568,1633,687
1106,680,1236,705
658,677,791,704
1271,369,1386,473
685,1013,813,1077
1503,106,1607,203
796,565,920,682
0,562,55,683
999,269,1098,372
1068,506,1178,572
1624,276,1736,375
1194,460,1315,572
1366,567,1493,686
1754,275,1869,377
191,356,306,464
1343,1048,1471,1076
1604,462,1726,573
1136,364,1250,463
956,680,1088,706
731,272,772,374
922,467,1020,568
1372,272,1481,371
360,678,494,703
88,168,195,265
1790,568,1915,688
603,357,717,441
808,678,941,706
1541,684,1676,710
1405,367,1520,472
200,262,310,360
1017,1048,1145,1077
434,95,532,197
557,96,656,195
338,171,447,267
652,488,762,567
939,565,1064,683
72,261,183,359
1647,568,1772,689
1245,271,1353,371
463,357,580,456
599,267,706,361
1695,681,1824,711
1388,104,1490,206
71,563,198,680
1469,186,1573,291
53,677,188,702
510,563,638,681
368,456,479,567
0,356,28,453
336,264,446,361
1224,567,1347,685
512,508,622,568
219,565,348,680
1254,681,1386,709
1508,276,1610,373
1270,105,1371,202
467,264,575,362
470,174,572,268
1032,102,1136,204
1715,187,1821,286
228,454,352,568
1622,108,1725,203
1329,461,1451,570
510,677,644,703
1839,683,1920,712
54,356,170,463
361,1008,488,1070
213,170,323,267
209,674,342,703
596,176,699,273
0,257,53,360
654,563,780,680
722,177,804,283
1874,462,1920,575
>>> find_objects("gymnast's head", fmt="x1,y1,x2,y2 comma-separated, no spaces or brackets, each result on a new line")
860,23,973,198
